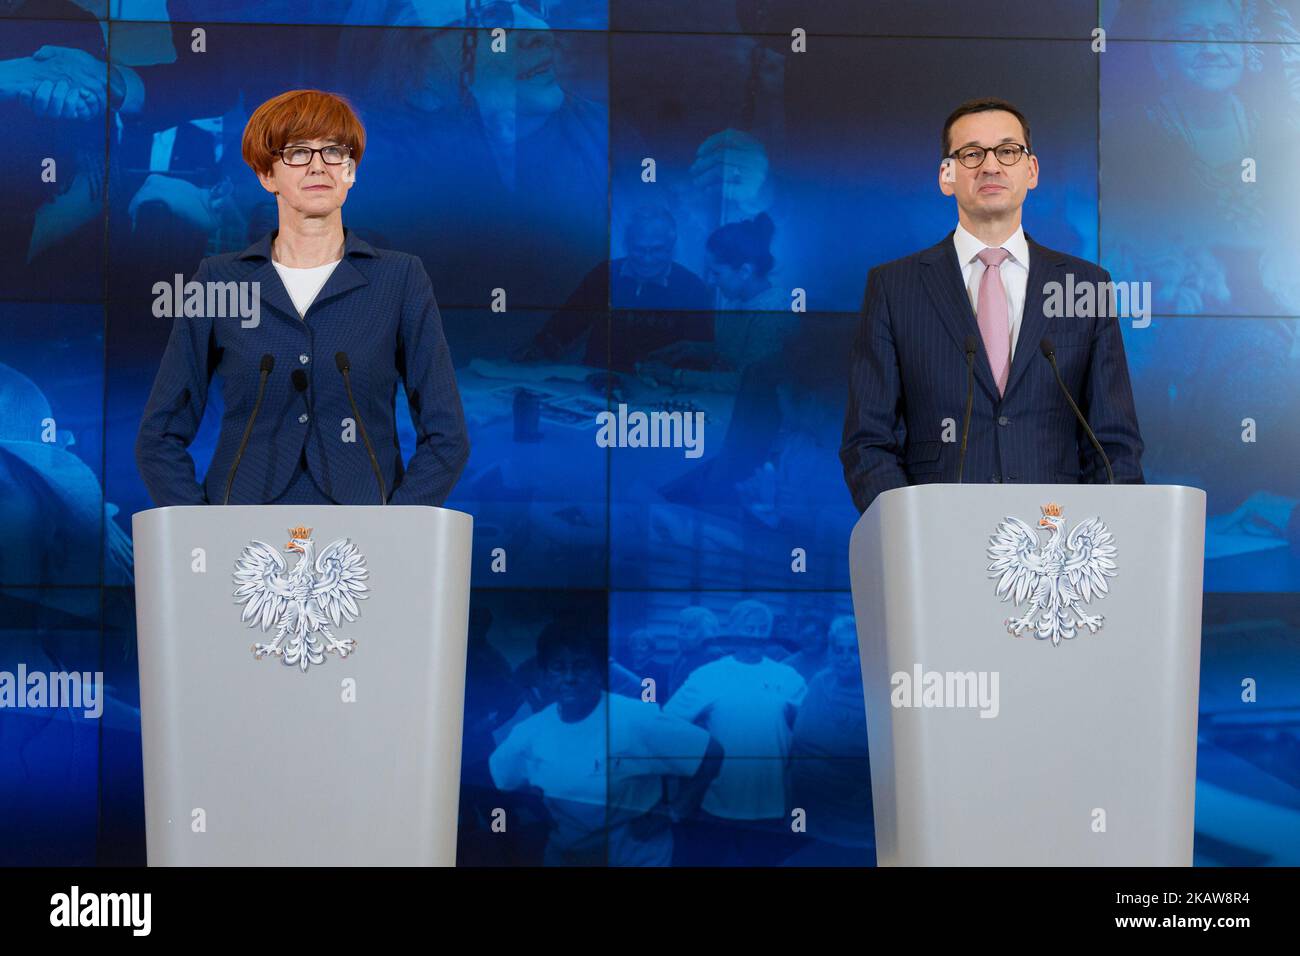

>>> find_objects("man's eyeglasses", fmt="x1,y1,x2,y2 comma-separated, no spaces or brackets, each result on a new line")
948,143,1030,169
275,144,352,167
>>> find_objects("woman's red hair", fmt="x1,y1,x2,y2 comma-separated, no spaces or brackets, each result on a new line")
241,89,367,177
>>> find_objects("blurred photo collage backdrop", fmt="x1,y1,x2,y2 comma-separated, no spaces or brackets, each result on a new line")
0,0,1297,865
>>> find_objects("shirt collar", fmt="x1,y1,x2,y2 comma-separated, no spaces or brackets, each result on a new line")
237,226,377,262
953,222,1029,269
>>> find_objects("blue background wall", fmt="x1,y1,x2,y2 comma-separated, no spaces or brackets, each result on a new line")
1,0,1298,865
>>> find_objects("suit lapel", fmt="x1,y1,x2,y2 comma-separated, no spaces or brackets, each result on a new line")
244,260,300,323
303,258,368,318
1002,236,1064,399
236,229,372,325
920,234,999,403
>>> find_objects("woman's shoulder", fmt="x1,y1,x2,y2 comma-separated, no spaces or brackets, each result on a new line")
346,232,427,278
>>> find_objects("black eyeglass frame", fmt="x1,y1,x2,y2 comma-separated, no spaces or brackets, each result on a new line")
274,144,354,166
946,143,1031,168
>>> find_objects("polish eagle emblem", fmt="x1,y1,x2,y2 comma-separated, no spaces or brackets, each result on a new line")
986,503,1117,646
232,525,369,671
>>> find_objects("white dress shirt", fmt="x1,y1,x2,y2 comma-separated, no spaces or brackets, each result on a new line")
953,222,1030,359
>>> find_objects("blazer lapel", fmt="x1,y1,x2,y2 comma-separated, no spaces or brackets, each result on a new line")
303,257,369,318
235,227,373,324
920,234,999,402
1002,236,1064,399
243,259,300,323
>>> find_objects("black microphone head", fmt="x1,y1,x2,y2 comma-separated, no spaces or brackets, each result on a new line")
259,353,275,373
335,351,350,373
963,334,978,356
1039,337,1055,358
291,369,308,392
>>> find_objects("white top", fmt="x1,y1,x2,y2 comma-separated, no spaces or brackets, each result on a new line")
664,655,807,820
953,222,1030,359
489,691,709,865
272,258,342,319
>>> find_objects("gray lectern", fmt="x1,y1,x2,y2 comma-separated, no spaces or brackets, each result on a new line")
849,484,1205,866
133,505,473,865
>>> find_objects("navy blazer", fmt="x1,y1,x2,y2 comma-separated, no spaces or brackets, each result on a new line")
135,227,469,506
840,231,1144,514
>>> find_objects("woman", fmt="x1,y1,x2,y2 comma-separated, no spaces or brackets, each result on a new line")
635,213,793,393
135,89,469,506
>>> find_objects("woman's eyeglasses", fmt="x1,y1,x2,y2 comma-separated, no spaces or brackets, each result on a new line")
276,144,352,167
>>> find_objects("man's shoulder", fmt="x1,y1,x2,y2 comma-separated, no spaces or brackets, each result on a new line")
762,657,806,686
690,655,729,676
503,702,557,741
682,656,732,686
609,691,677,724
1025,237,1110,280
870,236,952,280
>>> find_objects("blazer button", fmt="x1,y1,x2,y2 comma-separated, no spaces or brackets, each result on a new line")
299,354,310,364
299,413,309,424
997,415,1010,426
990,475,1002,483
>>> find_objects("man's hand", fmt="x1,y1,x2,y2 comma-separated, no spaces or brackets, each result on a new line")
690,128,770,211
129,174,220,233
2,46,109,120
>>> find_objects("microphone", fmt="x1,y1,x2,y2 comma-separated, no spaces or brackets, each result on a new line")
957,334,977,483
223,354,275,505
291,368,308,394
335,351,387,505
1039,337,1114,484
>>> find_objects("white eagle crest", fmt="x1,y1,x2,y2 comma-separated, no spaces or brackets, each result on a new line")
232,525,369,671
986,503,1117,646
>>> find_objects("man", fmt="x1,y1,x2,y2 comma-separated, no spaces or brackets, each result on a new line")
667,605,723,694
522,205,712,371
840,98,1144,513
489,617,723,866
664,599,806,866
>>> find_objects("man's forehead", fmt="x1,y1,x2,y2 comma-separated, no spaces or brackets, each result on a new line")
951,111,1023,142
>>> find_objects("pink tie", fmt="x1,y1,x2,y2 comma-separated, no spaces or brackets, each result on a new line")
976,247,1012,396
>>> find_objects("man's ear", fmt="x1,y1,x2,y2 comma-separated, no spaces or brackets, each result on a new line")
939,157,957,195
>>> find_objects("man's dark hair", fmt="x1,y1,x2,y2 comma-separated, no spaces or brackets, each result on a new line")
941,98,1033,159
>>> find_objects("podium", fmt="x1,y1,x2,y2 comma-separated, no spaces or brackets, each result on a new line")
132,505,473,866
849,484,1205,866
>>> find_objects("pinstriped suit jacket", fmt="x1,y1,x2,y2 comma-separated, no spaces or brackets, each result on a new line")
840,231,1144,514
135,227,469,506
